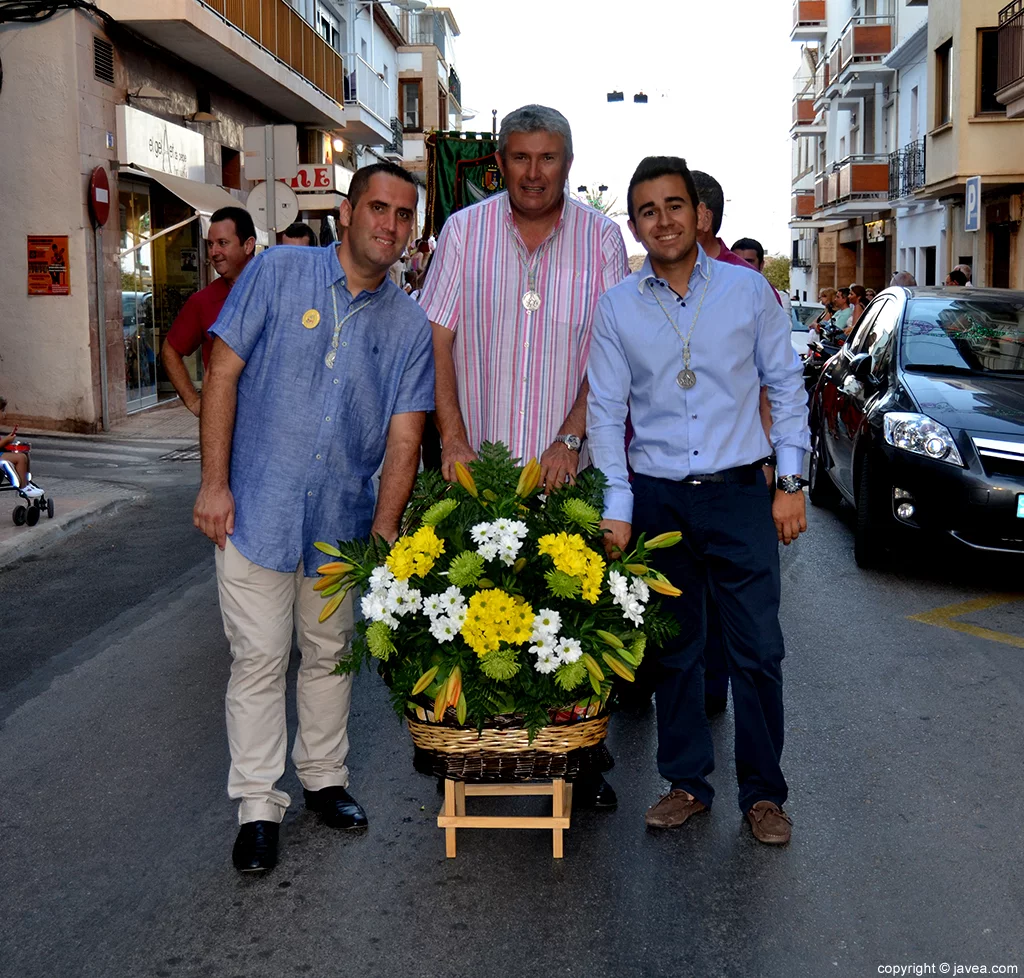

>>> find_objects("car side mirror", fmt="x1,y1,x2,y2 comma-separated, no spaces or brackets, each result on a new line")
850,352,873,381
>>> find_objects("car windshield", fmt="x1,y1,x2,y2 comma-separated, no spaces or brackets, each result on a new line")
792,304,824,328
901,296,1024,374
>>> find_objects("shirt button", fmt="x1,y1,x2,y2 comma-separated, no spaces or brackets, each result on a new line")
307,491,313,497
325,416,331,422
693,450,699,456
524,341,529,349
333,379,339,385
342,341,348,347
692,414,697,420
316,454,322,460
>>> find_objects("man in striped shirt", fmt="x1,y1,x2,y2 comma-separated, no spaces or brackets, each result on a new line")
420,104,630,808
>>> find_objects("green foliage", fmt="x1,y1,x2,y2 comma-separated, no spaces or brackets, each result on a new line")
365,621,396,660
545,569,581,599
448,550,484,586
763,254,791,293
554,658,587,692
422,498,459,527
479,646,521,681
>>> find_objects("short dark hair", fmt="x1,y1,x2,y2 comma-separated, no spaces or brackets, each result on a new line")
281,222,318,246
731,237,764,265
948,268,968,286
690,171,725,235
347,161,417,209
209,206,256,245
626,156,700,225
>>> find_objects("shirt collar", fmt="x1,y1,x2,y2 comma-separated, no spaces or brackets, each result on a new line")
324,243,390,299
636,244,711,295
502,191,568,247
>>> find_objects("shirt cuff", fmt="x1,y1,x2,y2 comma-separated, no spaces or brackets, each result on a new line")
775,447,806,478
602,488,634,524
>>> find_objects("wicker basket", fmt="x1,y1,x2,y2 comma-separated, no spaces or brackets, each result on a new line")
408,713,612,783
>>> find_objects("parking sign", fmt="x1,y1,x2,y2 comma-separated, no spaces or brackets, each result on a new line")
965,176,982,232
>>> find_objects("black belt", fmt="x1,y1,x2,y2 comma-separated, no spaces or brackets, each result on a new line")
680,461,767,486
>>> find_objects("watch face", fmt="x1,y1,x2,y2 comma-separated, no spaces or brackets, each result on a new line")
563,435,581,451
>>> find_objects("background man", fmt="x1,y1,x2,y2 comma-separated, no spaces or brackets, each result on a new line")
161,207,256,418
945,269,968,287
419,103,629,808
194,162,434,874
588,156,809,845
890,271,917,287
279,222,318,246
731,237,766,272
954,263,973,287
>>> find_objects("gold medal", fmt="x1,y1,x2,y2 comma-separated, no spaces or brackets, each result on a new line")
302,309,320,329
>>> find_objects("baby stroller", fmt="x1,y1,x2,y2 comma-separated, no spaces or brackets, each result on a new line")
0,440,55,526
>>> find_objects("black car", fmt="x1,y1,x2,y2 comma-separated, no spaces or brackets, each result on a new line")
808,286,1024,567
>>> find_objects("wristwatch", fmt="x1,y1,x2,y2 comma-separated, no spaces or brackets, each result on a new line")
553,434,583,452
776,474,809,494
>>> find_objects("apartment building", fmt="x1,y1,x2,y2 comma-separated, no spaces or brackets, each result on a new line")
789,0,1024,301
0,1,432,429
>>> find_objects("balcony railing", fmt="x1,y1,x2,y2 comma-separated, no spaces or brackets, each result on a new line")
793,0,826,30
404,10,446,59
792,190,816,219
815,171,830,209
384,117,404,159
342,53,391,127
449,66,462,107
814,57,830,102
838,16,894,73
200,0,344,103
887,138,926,201
835,155,890,204
792,97,816,127
998,0,1024,95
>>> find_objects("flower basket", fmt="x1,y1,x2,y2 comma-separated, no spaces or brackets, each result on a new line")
315,442,682,785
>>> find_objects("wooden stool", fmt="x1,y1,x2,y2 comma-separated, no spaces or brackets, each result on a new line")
437,778,573,858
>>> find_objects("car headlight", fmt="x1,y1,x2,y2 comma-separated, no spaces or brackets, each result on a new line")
883,412,963,466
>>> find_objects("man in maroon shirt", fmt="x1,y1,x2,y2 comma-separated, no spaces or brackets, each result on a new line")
161,206,256,417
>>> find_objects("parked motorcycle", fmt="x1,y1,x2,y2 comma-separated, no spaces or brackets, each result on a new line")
800,318,845,400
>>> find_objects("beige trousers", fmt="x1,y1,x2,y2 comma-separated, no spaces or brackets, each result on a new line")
215,538,355,825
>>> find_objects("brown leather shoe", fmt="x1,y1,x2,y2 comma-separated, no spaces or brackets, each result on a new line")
746,801,793,845
644,789,708,829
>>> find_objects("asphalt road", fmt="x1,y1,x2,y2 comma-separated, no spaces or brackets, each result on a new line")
0,475,1022,978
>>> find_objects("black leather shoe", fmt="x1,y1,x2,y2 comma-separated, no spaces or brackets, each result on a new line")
304,785,369,830
232,820,279,873
705,694,728,718
573,775,618,810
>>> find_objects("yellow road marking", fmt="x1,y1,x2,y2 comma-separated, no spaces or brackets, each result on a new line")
908,593,1024,649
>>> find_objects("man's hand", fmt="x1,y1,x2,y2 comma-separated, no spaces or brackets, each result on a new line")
194,482,235,549
772,489,807,545
370,522,400,545
539,441,579,494
440,438,478,482
599,519,631,560
185,393,201,419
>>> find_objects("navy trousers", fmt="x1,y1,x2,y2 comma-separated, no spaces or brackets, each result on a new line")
632,473,788,813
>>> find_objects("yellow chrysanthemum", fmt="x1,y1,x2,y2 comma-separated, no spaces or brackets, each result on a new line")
460,588,534,656
386,525,446,580
538,532,604,603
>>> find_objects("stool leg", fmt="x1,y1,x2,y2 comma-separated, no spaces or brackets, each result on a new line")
444,779,457,858
455,780,466,816
551,778,564,859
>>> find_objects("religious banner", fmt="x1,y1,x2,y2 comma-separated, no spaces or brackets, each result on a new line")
27,235,70,296
424,132,504,238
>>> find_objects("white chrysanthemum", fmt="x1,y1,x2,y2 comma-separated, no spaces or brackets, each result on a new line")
361,592,389,622
440,586,465,610
555,637,583,663
429,615,459,643
369,566,396,591
498,539,521,566
534,648,559,674
493,518,510,533
470,522,493,544
506,520,528,539
630,577,650,603
608,570,630,603
531,609,561,637
478,542,499,561
623,598,645,626
386,586,421,616
528,634,553,655
449,606,467,627
422,594,444,618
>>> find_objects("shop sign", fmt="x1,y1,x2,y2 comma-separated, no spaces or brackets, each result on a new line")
286,164,353,195
116,105,205,182
866,220,885,243
27,235,70,296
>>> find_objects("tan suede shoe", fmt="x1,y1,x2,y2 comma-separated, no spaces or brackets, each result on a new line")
644,789,708,829
746,801,793,845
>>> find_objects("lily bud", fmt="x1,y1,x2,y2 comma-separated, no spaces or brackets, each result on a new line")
645,531,683,550
454,461,478,497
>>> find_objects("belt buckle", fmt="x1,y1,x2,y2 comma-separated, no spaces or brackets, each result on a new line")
685,477,703,486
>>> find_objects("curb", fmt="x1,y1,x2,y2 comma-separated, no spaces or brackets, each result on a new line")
0,492,143,569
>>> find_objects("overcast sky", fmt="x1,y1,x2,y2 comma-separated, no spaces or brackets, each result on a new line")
452,0,799,258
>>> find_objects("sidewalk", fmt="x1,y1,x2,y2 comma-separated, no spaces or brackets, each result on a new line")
0,404,198,567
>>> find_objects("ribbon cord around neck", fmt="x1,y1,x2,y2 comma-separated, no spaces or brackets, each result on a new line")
649,266,712,390
326,286,372,369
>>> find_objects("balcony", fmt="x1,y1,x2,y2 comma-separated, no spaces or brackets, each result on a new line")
834,16,894,91
818,155,890,215
813,57,831,106
888,138,926,202
340,53,393,144
996,0,1024,119
792,190,817,220
449,66,462,108
383,117,404,161
791,0,827,42
792,87,827,136
96,0,346,128
404,10,446,59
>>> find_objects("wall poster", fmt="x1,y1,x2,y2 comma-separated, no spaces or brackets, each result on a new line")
27,235,70,295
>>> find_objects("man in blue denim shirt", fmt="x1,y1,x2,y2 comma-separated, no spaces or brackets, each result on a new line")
194,162,433,874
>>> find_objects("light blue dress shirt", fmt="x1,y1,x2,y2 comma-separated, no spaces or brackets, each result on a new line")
210,244,435,575
587,247,809,524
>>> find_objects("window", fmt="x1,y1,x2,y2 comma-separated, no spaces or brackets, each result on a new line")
910,86,919,141
401,80,422,131
978,29,1005,115
923,246,936,286
221,147,241,190
438,87,447,133
316,4,341,52
935,39,953,127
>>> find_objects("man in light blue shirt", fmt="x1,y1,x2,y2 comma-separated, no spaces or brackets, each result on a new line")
588,156,809,845
194,162,434,874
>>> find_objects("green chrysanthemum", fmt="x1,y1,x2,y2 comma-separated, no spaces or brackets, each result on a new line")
365,620,396,660
630,633,647,665
561,497,601,531
422,498,459,527
554,659,587,692
545,569,581,599
448,550,485,587
479,646,521,681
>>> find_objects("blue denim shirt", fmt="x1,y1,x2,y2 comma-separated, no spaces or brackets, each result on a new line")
210,244,434,575
587,247,809,524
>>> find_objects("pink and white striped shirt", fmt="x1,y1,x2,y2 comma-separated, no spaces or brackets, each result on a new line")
420,191,629,465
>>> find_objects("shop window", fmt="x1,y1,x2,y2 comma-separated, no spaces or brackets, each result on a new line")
977,29,1005,115
221,147,241,190
935,39,953,127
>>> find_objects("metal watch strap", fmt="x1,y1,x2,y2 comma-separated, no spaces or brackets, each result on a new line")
777,474,808,494
554,434,582,452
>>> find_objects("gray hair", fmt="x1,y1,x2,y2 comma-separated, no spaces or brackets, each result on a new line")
953,263,972,281
497,104,573,159
890,271,917,287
